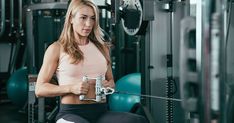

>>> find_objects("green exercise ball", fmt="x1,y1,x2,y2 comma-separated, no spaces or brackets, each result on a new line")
7,67,28,107
109,73,141,112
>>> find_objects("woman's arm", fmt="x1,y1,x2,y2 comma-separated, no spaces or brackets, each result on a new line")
104,64,115,88
35,42,89,97
102,45,115,88
35,42,71,97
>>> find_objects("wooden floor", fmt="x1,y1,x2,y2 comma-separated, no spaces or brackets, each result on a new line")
0,103,27,123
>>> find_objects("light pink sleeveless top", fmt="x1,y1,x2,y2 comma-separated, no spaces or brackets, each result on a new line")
56,41,107,85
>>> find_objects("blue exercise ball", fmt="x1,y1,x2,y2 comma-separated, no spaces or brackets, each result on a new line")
109,73,141,112
7,67,28,107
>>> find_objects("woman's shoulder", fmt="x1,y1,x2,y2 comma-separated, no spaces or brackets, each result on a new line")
44,41,61,57
47,41,61,51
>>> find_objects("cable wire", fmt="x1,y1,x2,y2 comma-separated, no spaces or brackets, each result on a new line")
114,91,183,102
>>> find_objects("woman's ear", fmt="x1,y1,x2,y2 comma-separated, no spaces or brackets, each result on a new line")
69,15,73,24
70,18,73,24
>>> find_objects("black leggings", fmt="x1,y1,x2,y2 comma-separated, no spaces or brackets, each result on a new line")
56,103,148,123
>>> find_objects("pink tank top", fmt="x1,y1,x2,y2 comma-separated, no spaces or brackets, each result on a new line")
56,41,107,85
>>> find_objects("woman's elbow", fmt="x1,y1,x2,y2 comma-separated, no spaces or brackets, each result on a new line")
35,86,43,97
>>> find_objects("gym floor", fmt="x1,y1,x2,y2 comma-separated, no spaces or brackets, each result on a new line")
0,103,27,123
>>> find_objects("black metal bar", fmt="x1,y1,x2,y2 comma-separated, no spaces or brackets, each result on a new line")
10,0,14,36
19,0,23,35
0,0,6,37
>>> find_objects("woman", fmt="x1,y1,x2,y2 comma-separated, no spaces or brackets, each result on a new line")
35,0,148,123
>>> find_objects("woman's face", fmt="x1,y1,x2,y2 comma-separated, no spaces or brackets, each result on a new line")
71,5,95,37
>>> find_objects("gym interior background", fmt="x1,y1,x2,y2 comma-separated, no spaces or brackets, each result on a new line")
0,0,234,123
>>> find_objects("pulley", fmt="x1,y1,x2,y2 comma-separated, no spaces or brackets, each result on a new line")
120,0,148,36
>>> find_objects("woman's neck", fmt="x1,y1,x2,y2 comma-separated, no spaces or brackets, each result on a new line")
75,35,89,45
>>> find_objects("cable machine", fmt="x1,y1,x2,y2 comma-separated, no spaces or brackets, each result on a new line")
25,1,68,122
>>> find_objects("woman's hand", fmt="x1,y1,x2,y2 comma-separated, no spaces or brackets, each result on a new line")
70,82,90,95
102,80,115,88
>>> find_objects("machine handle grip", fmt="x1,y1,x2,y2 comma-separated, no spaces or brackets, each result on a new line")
101,87,115,95
79,76,88,101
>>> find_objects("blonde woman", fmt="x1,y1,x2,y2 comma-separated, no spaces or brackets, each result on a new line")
35,0,148,123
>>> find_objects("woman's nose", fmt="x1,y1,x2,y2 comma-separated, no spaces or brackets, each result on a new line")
85,19,93,27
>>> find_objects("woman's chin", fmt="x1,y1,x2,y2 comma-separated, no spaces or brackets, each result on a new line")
81,33,90,37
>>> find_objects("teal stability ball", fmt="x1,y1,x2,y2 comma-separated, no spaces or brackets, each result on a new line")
109,73,141,112
7,67,28,107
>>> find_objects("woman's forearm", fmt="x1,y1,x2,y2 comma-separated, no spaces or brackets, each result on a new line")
35,83,71,97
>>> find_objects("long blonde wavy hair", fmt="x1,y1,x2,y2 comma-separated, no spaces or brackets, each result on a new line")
58,0,110,64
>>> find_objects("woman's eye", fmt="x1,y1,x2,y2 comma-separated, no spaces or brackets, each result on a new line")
81,17,86,19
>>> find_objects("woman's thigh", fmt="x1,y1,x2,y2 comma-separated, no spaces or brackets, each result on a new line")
56,114,90,123
97,111,148,123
